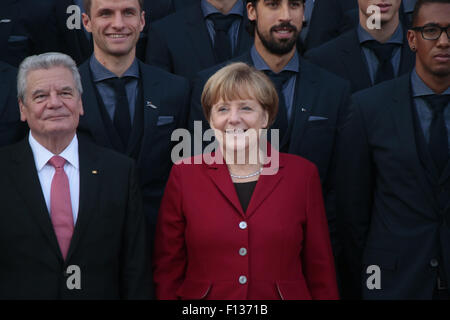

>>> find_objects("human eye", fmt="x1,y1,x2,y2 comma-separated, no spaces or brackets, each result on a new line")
98,9,111,17
265,1,279,8
124,8,136,16
290,1,302,8
241,105,253,111
423,25,439,38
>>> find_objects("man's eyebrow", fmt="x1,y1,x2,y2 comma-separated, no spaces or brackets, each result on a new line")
60,86,74,92
31,89,47,97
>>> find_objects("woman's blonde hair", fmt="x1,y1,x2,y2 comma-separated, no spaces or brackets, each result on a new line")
201,62,278,127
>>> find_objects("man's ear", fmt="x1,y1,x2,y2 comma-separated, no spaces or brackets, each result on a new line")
407,29,417,52
18,99,27,122
82,12,92,33
140,10,145,32
247,2,257,22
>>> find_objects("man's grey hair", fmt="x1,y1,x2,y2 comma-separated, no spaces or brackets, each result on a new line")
17,52,83,101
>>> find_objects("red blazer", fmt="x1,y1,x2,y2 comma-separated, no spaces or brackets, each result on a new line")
153,151,339,300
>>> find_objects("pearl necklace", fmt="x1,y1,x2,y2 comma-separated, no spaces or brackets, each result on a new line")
229,167,263,179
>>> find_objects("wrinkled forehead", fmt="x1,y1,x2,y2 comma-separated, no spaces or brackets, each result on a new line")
26,67,76,93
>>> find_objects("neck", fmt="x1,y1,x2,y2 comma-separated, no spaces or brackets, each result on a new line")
206,0,238,14
93,49,136,77
254,37,296,73
32,131,75,155
360,13,399,43
416,65,450,94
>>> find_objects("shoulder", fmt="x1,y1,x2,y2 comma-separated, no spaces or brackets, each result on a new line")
305,29,356,58
279,152,317,174
151,5,195,33
352,74,409,105
300,57,349,88
140,61,189,88
0,61,17,78
78,134,134,169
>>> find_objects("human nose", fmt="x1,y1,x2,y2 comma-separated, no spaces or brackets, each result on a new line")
228,107,241,124
436,28,449,47
111,12,125,29
279,1,292,21
48,91,63,108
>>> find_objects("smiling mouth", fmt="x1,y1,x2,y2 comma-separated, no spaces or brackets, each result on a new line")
226,129,248,135
106,33,129,39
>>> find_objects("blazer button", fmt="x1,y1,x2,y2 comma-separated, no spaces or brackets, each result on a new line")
239,221,247,229
430,259,439,268
239,275,247,284
239,247,247,256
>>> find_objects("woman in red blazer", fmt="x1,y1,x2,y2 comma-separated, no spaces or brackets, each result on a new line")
153,62,339,300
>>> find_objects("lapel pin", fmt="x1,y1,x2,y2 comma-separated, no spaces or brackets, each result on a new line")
0,19,11,23
92,170,98,175
146,101,157,109
301,107,307,112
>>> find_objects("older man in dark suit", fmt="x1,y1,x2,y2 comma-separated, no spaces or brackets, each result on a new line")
0,52,152,299
337,0,450,299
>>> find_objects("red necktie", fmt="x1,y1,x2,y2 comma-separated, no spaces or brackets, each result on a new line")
49,155,74,260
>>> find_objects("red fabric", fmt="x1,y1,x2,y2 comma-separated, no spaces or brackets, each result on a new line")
49,155,74,260
153,151,339,300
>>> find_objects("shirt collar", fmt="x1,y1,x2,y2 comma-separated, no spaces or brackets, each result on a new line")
358,23,404,45
411,68,450,97
201,0,244,18
250,45,299,73
89,55,140,83
28,132,79,172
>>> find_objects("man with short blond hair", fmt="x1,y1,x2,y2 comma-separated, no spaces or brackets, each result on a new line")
78,0,190,242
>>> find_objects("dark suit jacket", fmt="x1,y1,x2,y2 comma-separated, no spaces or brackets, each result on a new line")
303,0,357,51
336,74,450,299
0,136,152,299
171,0,198,11
154,150,339,299
77,60,190,236
189,52,352,258
0,61,27,147
0,0,59,67
145,2,253,80
53,0,173,65
304,28,415,93
304,0,414,51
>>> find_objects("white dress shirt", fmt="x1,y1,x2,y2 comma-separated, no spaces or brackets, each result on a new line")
28,132,80,223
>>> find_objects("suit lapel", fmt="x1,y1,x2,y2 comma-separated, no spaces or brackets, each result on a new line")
204,154,245,217
65,136,100,261
340,29,372,91
184,4,216,69
287,59,318,154
245,150,284,219
389,75,440,214
137,63,162,163
236,13,253,55
79,62,113,148
10,139,62,260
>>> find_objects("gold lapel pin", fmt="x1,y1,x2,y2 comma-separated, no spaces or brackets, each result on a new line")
92,170,98,175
